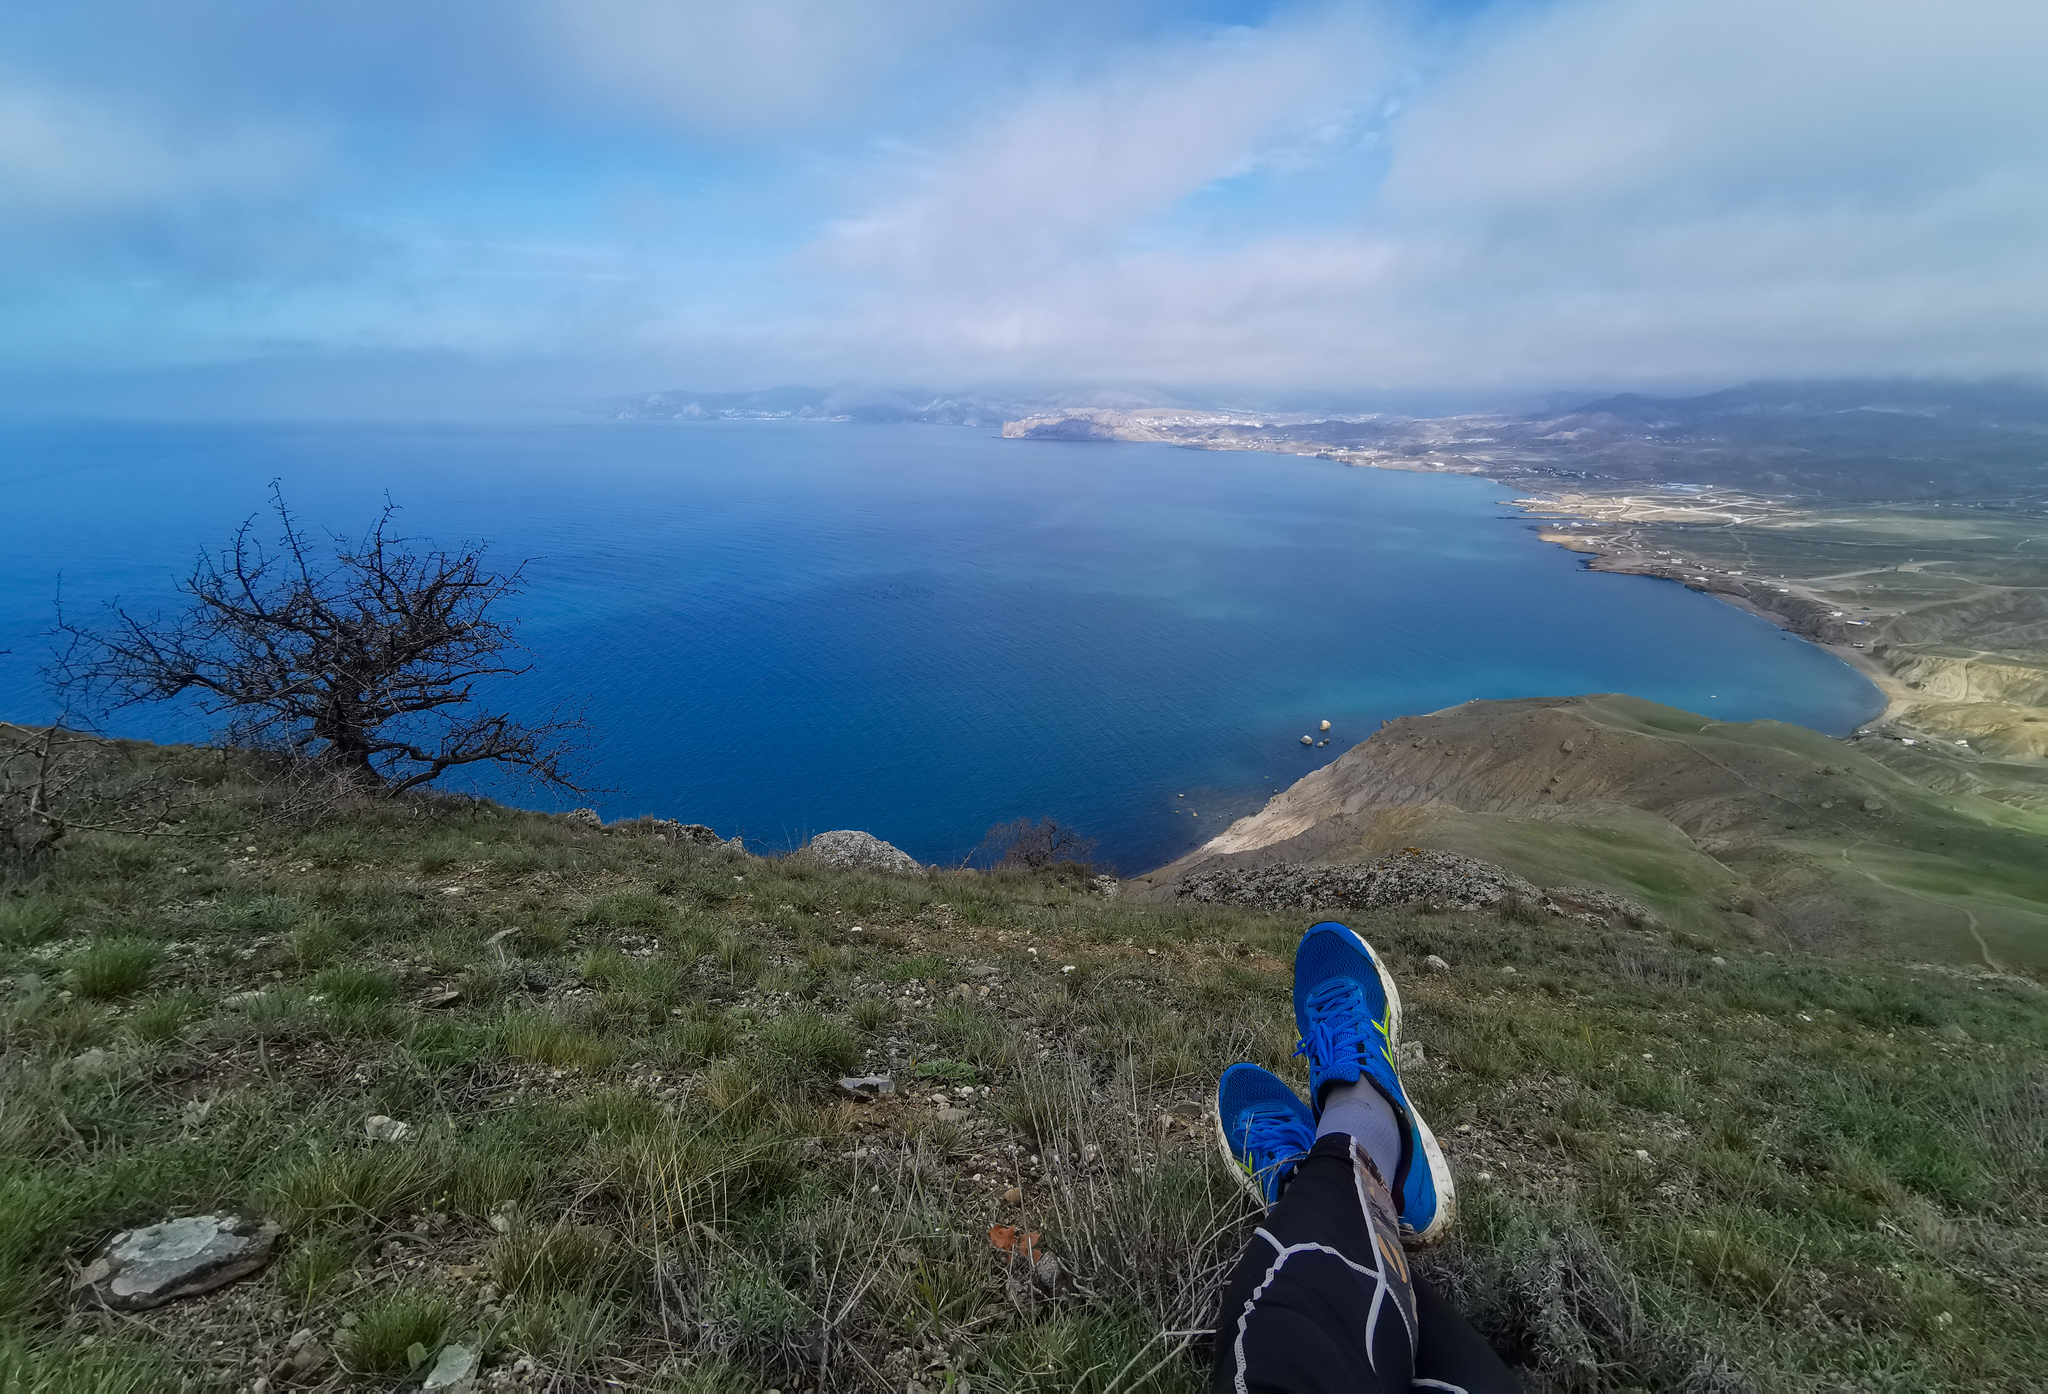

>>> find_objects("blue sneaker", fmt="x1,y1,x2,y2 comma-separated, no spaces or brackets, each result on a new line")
1292,921,1456,1244
1214,1063,1316,1209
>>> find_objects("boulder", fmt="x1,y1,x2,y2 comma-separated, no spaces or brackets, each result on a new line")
73,1213,280,1310
798,830,923,875
563,808,604,831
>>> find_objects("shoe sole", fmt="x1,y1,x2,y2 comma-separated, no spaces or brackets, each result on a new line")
1403,1102,1457,1245
1213,1104,1276,1211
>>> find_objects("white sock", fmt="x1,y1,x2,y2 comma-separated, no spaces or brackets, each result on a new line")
1315,1078,1404,1184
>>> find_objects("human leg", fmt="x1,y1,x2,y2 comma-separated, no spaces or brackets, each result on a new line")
1210,922,1519,1392
1210,1128,1416,1394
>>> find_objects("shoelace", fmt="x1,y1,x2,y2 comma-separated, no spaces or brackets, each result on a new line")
1292,978,1386,1081
1236,1107,1315,1165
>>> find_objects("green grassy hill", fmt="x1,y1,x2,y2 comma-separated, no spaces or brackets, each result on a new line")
1137,695,2048,971
1,740,2044,1392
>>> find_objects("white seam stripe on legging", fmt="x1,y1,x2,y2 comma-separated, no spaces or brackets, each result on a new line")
1231,1229,1390,1394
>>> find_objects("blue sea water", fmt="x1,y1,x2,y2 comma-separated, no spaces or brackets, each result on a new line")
0,420,1882,873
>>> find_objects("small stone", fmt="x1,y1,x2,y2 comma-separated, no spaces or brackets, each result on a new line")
68,1047,118,1076
1320,719,1332,731
364,1115,413,1143
441,886,467,897
1500,965,1517,975
283,1333,330,1376
1634,1148,1653,1163
421,1342,480,1390
1002,1186,1022,1203
1033,1254,1063,1288
1424,954,1451,974
1710,955,1727,966
935,1107,969,1124
1862,798,1884,813
1394,1041,1427,1069
838,1075,895,1098
72,1213,280,1311
1300,735,1313,745
421,987,463,1009
1080,1143,1100,1166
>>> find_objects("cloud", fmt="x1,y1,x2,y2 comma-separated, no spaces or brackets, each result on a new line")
529,0,962,135
774,0,2048,390
0,79,314,223
3,0,2047,403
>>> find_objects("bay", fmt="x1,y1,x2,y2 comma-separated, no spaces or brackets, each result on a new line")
0,420,1882,872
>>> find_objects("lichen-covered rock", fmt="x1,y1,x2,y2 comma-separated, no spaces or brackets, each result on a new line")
798,830,923,875
563,807,604,831
648,818,742,850
73,1213,280,1310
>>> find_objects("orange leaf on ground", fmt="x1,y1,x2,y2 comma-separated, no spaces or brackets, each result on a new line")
987,1225,1044,1262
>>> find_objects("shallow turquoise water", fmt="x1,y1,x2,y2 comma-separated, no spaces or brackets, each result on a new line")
0,420,1881,871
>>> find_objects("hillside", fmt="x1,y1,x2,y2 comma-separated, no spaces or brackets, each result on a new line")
1,737,2044,1392
1130,695,2048,972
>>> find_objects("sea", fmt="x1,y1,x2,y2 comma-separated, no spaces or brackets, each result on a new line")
0,420,1884,873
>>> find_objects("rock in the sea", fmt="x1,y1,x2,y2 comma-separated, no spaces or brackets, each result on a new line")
73,1213,280,1310
1300,735,1314,745
798,830,923,875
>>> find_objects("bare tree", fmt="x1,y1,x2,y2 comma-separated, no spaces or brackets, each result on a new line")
1,720,192,870
975,816,1098,872
50,487,585,794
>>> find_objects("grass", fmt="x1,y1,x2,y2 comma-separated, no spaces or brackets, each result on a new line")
0,742,2042,1391
68,938,159,999
340,1286,450,1374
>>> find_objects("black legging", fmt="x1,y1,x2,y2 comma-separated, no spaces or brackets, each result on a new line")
1211,1134,1521,1394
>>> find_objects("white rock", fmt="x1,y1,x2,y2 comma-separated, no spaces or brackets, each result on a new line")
363,1115,413,1143
422,1342,480,1390
1424,954,1451,974
1300,735,1314,745
1320,720,1332,731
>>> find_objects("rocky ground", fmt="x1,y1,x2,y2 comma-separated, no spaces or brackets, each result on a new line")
1174,849,1658,929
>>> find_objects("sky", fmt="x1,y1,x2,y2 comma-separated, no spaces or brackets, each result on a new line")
3,0,2046,415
